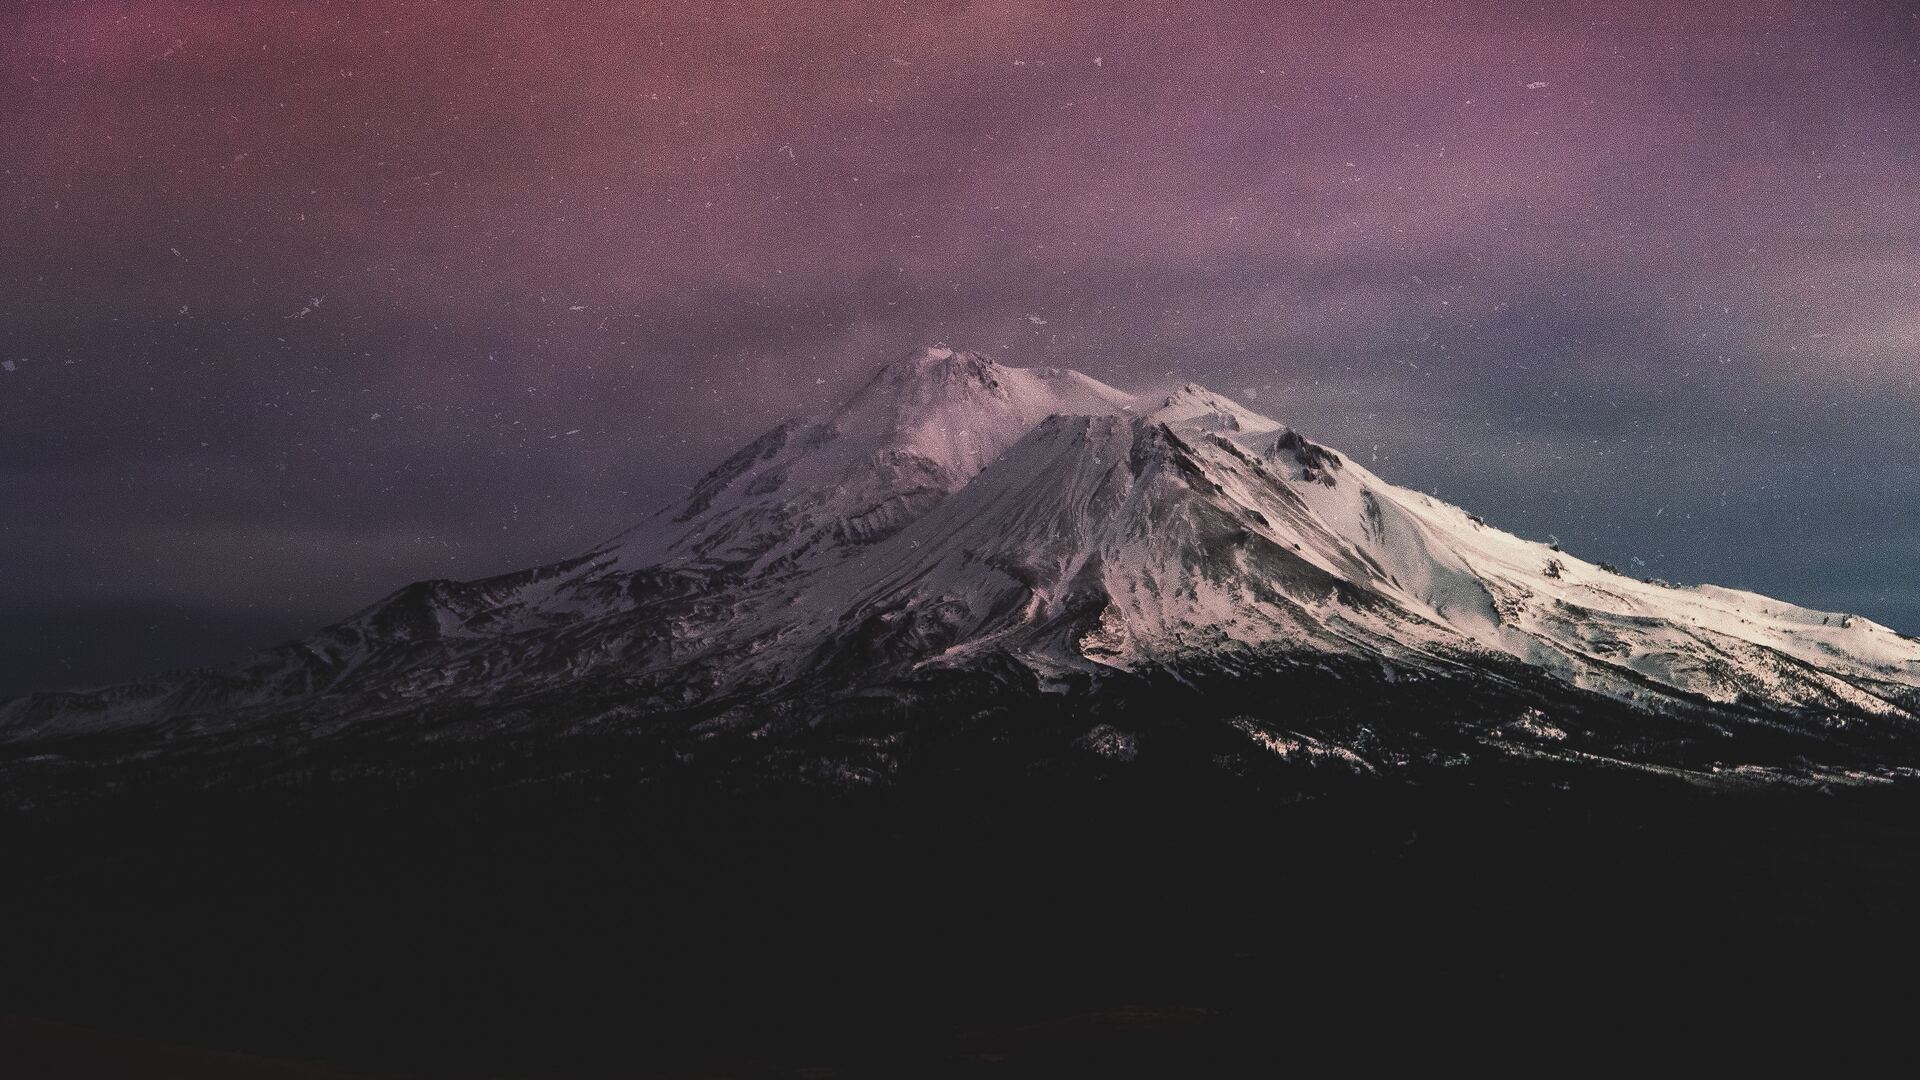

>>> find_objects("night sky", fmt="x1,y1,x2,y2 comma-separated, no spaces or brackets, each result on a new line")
4,0,1917,697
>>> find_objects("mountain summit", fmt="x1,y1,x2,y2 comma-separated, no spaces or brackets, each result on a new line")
5,346,1919,786
597,345,1135,576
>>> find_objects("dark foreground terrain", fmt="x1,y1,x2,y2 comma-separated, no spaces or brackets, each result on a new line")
4,696,1918,1075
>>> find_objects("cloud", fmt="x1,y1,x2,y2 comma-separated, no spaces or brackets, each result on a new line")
4,0,1919,691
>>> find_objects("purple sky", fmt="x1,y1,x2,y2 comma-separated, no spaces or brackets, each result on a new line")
3,0,1917,695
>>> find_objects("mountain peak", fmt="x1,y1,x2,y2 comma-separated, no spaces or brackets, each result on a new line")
834,346,1133,476
836,346,1009,421
1152,382,1280,435
872,344,999,382
596,347,1135,575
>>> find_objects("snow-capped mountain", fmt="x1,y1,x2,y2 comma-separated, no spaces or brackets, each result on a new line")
789,393,1920,717
601,346,1135,576
6,346,1919,783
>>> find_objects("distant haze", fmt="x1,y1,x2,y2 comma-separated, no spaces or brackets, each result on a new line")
3,1,1917,696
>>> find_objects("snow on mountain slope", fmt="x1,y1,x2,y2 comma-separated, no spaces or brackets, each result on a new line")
728,382,1920,725
5,347,1918,756
596,345,1136,576
1288,457,1920,716
1218,420,1920,718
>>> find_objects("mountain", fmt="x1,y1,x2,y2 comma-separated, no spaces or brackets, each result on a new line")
601,345,1137,575
5,346,1920,786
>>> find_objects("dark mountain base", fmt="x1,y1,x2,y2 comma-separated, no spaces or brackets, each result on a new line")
4,695,1919,1075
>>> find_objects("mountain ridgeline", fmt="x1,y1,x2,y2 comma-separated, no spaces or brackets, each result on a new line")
5,345,1920,787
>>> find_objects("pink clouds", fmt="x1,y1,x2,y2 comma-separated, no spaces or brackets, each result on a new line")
2,0,1918,690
